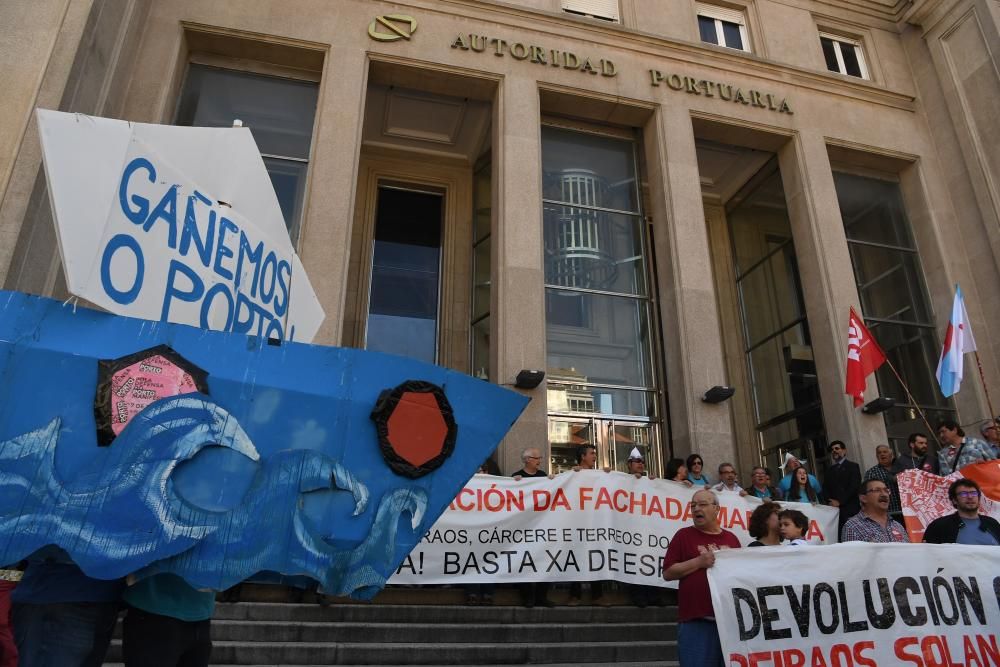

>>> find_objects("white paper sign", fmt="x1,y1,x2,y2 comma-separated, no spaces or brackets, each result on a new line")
709,543,1000,667
36,109,324,342
389,471,839,586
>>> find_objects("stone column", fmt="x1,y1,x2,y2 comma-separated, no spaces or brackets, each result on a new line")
492,75,547,475
297,46,369,346
778,131,887,471
644,104,737,470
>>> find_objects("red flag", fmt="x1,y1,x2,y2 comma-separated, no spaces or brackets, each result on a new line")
845,307,887,407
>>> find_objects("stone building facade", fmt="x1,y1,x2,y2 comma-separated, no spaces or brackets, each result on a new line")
1,0,997,480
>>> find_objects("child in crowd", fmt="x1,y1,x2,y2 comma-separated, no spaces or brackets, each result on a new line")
778,509,810,546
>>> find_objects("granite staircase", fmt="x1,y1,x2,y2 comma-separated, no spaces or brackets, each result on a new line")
104,588,679,666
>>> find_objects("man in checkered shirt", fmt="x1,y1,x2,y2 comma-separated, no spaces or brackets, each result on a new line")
863,445,902,524
936,419,995,475
841,478,909,543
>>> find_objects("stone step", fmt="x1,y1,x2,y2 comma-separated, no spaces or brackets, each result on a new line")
105,639,678,664
212,602,677,624
115,619,673,643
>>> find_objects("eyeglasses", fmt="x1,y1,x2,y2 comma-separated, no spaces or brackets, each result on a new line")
689,501,717,509
691,461,703,466
955,491,980,499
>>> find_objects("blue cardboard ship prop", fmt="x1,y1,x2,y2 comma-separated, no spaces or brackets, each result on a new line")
0,290,527,599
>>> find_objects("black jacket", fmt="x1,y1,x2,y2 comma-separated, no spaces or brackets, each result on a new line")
892,452,940,475
923,512,1000,544
822,459,861,519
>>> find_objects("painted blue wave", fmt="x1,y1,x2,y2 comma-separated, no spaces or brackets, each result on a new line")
138,449,427,599
0,392,426,598
0,395,259,578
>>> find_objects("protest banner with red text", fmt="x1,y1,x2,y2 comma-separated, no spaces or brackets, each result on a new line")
898,462,1000,541
709,543,1000,667
389,470,838,586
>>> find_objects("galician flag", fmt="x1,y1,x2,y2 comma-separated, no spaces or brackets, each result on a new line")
845,307,886,407
935,285,977,397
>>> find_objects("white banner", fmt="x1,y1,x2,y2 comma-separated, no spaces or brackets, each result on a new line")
389,471,839,586
709,543,1000,667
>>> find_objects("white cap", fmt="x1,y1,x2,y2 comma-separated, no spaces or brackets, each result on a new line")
780,452,800,476
627,447,644,462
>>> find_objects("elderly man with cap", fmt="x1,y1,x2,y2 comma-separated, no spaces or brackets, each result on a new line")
624,447,659,607
981,419,1000,458
777,453,821,497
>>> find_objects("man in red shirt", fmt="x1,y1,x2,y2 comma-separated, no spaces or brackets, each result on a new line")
664,488,741,667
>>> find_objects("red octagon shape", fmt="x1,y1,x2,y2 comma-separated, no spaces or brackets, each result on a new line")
385,391,449,467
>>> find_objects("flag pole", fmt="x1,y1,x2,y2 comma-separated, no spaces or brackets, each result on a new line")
881,357,941,447
973,351,997,424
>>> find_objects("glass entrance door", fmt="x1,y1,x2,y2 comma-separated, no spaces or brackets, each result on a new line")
548,416,656,474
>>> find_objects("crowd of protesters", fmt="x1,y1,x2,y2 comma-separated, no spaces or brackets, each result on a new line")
2,417,998,667
664,416,1000,667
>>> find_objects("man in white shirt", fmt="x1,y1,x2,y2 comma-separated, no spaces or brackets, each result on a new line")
711,462,745,495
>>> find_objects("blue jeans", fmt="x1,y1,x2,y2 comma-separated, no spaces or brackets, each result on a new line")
677,618,724,667
12,602,119,667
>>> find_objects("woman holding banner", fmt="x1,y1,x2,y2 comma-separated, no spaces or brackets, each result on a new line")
666,458,693,486
747,502,782,547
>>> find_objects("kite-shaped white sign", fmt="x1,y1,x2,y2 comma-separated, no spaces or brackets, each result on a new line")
36,109,324,342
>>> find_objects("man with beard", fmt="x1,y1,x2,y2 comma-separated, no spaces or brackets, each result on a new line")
664,489,740,666
892,433,939,475
841,479,909,543
821,440,861,537
923,479,1000,545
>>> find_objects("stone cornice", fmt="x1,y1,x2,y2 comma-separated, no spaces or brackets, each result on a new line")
395,0,916,112
901,0,969,31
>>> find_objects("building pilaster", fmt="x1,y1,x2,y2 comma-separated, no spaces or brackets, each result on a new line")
493,75,547,475
778,131,888,471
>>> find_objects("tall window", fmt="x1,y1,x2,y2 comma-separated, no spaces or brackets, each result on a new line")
835,172,953,449
365,186,443,364
176,64,319,243
819,34,869,79
696,3,750,52
541,126,660,473
727,166,827,470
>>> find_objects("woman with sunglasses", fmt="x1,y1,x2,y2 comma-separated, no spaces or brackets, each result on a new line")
685,454,711,487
